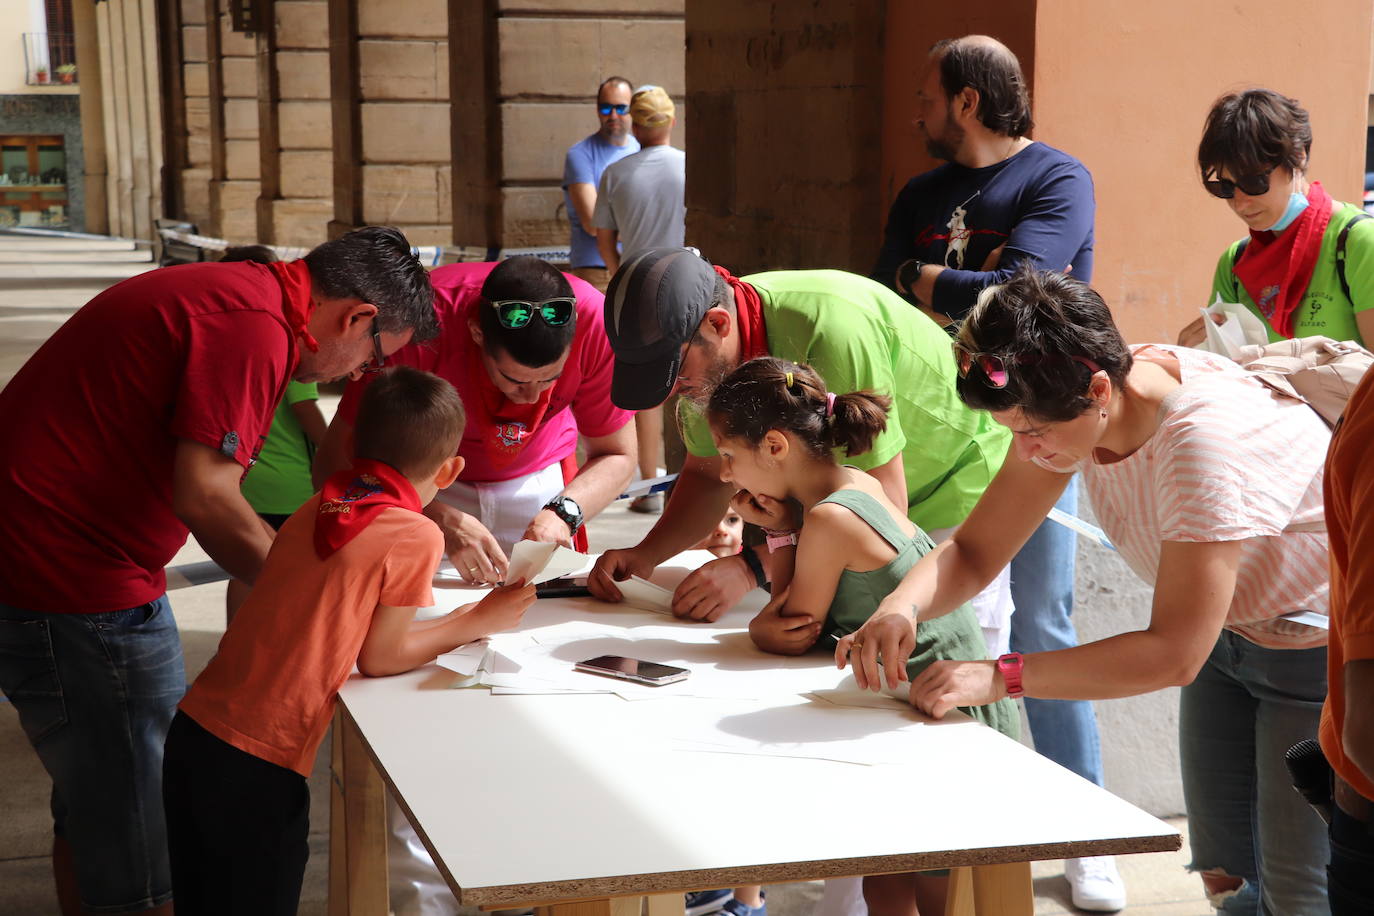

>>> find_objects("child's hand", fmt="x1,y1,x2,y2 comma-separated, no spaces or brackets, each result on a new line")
730,489,799,531
471,579,536,634
748,591,820,656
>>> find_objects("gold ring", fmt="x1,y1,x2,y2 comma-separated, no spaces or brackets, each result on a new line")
851,640,864,651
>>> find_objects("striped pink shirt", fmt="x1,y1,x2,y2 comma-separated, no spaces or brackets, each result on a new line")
1083,344,1329,649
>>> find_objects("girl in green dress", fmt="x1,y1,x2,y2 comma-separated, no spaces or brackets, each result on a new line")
706,356,1018,916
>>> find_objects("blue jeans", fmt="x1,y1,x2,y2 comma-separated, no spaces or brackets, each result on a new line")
0,596,184,913
1329,803,1374,914
1180,630,1328,915
1009,476,1105,787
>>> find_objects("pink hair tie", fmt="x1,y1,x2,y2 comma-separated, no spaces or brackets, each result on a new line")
825,392,836,417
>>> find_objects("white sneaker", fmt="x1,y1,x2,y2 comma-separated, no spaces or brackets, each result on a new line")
1064,856,1127,912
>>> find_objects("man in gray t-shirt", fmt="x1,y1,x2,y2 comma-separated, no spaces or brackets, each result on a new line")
594,85,685,275
594,84,688,508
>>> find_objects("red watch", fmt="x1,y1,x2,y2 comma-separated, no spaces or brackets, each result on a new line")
997,652,1025,699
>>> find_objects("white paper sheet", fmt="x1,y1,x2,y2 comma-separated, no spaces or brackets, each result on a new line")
1199,293,1269,360
506,540,594,585
615,576,674,614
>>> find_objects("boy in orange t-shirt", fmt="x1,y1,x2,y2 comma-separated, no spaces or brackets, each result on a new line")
162,366,536,914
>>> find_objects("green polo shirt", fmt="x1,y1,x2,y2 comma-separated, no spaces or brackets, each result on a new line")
240,380,319,516
1210,202,1374,345
680,270,1009,531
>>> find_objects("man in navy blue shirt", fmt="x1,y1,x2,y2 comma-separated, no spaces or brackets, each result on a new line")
563,76,641,293
873,35,1094,328
872,36,1122,915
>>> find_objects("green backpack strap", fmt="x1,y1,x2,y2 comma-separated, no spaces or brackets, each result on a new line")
1336,211,1372,304
1231,211,1373,305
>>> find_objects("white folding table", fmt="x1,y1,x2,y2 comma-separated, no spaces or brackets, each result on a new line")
329,551,1180,916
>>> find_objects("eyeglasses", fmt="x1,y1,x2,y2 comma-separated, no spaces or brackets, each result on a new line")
360,318,388,375
1203,169,1272,199
490,297,576,330
952,342,1102,389
598,103,630,116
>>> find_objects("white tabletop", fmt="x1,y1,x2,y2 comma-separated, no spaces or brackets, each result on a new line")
339,551,1179,906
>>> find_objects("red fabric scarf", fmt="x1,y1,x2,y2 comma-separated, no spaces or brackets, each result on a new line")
267,259,320,353
462,317,555,470
314,459,422,559
714,265,769,360
1233,181,1334,339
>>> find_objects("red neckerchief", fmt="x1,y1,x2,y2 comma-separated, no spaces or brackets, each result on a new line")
1233,181,1334,338
461,305,555,469
267,259,320,353
315,459,422,559
714,265,769,360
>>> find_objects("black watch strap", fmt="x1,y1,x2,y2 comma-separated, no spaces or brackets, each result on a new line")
544,497,582,534
739,546,767,588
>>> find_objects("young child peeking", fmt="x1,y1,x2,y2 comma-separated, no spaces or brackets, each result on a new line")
706,357,1017,916
162,366,536,915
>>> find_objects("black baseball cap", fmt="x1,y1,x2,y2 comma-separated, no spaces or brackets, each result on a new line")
603,247,719,410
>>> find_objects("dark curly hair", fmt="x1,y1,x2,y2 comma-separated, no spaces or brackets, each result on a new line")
955,266,1131,423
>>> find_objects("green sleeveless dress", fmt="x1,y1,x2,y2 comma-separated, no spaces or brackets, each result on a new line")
818,488,1019,739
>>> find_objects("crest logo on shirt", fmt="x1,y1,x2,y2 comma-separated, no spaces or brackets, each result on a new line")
495,422,531,449
1258,284,1281,318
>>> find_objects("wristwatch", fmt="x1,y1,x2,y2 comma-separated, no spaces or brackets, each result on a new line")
542,495,583,535
763,528,799,553
996,652,1025,699
897,258,927,296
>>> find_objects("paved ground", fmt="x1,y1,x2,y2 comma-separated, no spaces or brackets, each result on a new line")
0,232,1209,914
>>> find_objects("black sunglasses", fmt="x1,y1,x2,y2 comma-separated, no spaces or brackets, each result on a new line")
598,103,630,116
491,297,575,330
360,318,387,375
1203,169,1272,200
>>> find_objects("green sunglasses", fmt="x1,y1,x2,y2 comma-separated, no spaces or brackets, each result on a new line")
490,297,576,329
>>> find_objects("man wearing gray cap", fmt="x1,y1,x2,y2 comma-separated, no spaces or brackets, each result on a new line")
589,247,1012,630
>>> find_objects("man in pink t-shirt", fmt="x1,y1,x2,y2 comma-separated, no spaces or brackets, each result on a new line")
319,257,635,584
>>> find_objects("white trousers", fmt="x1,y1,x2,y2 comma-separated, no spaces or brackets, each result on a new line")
435,461,567,556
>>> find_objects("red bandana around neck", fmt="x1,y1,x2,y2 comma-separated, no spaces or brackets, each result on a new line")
1233,181,1334,339
315,459,422,559
462,311,556,469
267,259,320,353
713,265,769,361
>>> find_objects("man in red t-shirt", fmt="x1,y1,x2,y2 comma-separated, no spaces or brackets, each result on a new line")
0,226,436,915
319,256,635,586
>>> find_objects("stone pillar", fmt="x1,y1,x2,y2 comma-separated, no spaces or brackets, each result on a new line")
176,0,213,226
73,0,107,234
684,1,885,273
206,0,260,242
257,0,333,246
93,0,164,241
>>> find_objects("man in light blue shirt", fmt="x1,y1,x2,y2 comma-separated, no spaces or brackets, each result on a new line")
563,76,640,293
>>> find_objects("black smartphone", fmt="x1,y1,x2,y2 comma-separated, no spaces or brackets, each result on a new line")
536,576,592,599
574,655,690,686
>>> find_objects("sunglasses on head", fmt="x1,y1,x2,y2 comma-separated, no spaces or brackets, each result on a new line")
598,103,630,116
1203,169,1273,199
952,342,1102,390
490,297,575,330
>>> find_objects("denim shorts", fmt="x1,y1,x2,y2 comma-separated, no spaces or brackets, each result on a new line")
0,596,185,913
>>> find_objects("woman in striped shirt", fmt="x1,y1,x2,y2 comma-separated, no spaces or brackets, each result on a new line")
837,267,1331,915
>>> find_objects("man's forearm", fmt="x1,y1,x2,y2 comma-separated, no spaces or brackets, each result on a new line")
597,230,620,275
185,499,274,586
560,452,635,519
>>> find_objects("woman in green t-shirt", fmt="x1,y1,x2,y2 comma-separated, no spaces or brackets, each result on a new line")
1178,88,1374,348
